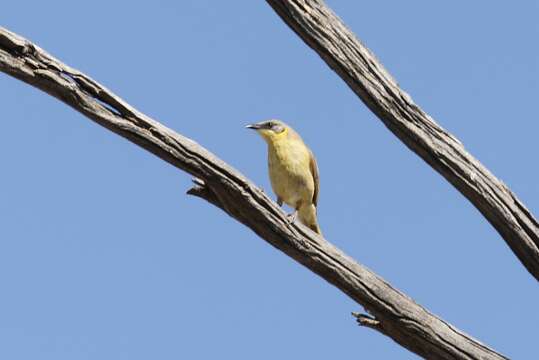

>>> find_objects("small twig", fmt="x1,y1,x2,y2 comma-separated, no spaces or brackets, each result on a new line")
352,312,383,332
186,178,222,208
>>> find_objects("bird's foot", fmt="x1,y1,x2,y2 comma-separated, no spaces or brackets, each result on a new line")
287,211,298,224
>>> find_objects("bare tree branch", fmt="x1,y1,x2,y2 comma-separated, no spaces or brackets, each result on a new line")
265,0,539,282
0,27,508,359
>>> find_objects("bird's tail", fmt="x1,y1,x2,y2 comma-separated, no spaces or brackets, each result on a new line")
298,204,322,235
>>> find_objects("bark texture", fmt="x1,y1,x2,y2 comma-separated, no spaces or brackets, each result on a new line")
0,27,509,359
266,0,539,282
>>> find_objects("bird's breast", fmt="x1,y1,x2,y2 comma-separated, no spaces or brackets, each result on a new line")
267,139,314,207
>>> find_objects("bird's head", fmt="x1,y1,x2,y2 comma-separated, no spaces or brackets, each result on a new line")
246,120,289,143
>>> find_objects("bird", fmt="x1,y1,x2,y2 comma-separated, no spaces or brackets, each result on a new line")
246,120,322,234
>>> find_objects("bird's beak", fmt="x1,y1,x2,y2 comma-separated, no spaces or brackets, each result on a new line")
245,123,262,130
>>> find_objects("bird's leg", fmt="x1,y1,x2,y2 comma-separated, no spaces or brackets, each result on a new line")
276,197,295,223
287,201,301,224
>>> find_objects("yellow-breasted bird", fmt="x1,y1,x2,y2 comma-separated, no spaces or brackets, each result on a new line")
246,120,321,234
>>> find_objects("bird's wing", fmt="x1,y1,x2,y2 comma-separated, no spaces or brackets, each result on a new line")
309,150,320,206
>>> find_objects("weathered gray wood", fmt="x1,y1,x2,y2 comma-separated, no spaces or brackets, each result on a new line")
0,27,508,359
266,0,539,282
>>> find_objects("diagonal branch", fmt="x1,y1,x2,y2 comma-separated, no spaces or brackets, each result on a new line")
0,27,508,359
265,0,539,282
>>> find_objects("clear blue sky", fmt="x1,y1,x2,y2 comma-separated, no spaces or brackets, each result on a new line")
1,1,538,359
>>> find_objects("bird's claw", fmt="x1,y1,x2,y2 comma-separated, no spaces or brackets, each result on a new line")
287,211,298,224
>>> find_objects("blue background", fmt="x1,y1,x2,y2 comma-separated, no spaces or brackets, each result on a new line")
1,1,538,358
